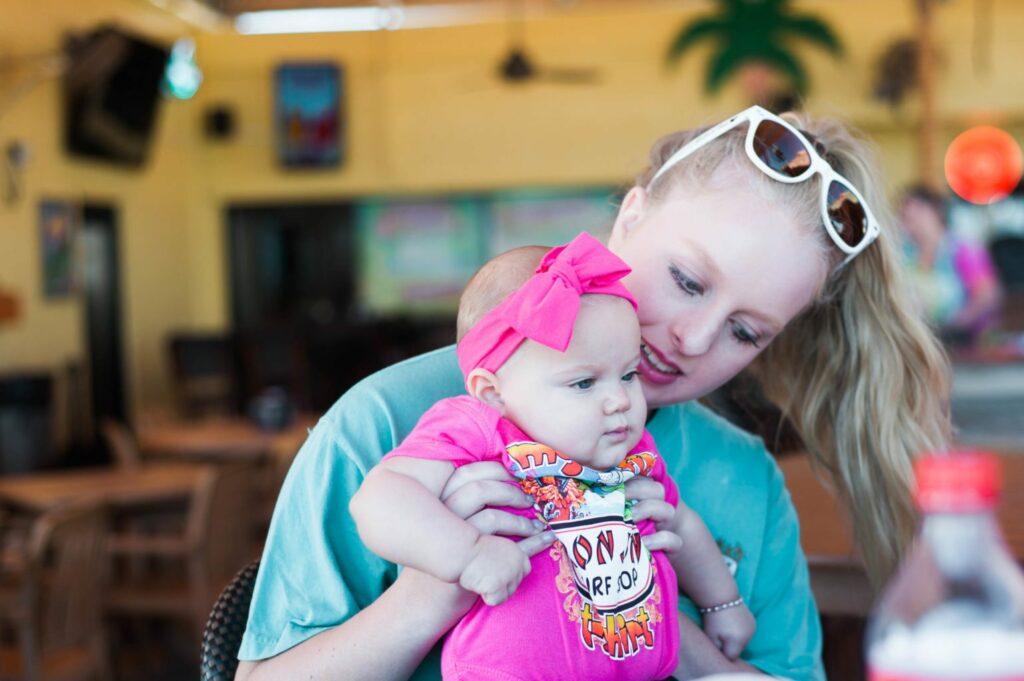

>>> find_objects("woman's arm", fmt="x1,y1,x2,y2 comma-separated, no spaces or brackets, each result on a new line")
235,567,474,681
950,239,1003,332
672,616,761,679
237,460,554,681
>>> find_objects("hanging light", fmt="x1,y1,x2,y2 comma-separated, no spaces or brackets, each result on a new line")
944,126,1023,204
163,38,202,100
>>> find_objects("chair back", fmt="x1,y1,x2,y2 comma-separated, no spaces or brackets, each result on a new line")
185,462,260,631
200,559,260,681
169,333,240,418
99,418,142,469
17,503,109,681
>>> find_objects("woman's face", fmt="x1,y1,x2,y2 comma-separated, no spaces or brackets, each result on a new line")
608,173,829,408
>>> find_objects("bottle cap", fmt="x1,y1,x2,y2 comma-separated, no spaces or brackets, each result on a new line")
914,451,1001,512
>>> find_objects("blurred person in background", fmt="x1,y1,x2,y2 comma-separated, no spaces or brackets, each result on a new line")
899,185,1003,346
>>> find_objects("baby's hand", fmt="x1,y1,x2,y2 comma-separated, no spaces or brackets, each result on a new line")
459,534,531,606
702,602,756,660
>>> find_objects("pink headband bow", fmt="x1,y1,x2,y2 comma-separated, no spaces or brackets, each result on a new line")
457,232,637,379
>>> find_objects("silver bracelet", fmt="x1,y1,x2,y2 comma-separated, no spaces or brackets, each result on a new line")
697,596,744,614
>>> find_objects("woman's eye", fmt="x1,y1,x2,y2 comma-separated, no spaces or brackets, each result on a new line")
622,370,638,383
731,324,761,348
670,265,704,296
571,378,595,390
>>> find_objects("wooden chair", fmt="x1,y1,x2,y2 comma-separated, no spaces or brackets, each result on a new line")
105,462,261,640
0,507,30,571
99,419,142,470
169,334,241,418
0,504,110,681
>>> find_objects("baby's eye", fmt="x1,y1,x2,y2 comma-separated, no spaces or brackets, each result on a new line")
622,370,638,383
571,378,595,390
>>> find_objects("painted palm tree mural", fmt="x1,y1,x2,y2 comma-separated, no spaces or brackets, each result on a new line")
666,0,843,105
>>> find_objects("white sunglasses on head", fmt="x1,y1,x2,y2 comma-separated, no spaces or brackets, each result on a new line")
649,105,881,266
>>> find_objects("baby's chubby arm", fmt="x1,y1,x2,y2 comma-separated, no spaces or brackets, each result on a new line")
665,500,756,661
350,456,531,605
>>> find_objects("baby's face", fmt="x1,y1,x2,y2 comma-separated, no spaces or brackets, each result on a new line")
496,295,647,469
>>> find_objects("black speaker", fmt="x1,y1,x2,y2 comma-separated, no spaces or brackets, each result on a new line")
63,25,170,167
204,105,236,140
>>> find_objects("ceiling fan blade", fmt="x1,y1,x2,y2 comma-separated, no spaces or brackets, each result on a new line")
536,67,601,85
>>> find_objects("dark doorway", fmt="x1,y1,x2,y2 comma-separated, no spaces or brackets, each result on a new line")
80,204,127,445
228,203,357,411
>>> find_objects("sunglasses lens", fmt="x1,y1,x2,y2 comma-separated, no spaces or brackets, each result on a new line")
752,120,813,178
827,180,869,248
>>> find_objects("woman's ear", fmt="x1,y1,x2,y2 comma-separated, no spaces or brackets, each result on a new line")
610,186,647,247
466,368,505,413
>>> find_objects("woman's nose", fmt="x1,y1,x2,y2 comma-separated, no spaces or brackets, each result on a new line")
670,312,717,357
604,384,631,415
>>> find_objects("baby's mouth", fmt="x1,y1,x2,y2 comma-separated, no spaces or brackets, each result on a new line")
604,426,630,442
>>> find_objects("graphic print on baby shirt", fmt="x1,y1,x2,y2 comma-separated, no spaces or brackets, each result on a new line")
506,441,665,660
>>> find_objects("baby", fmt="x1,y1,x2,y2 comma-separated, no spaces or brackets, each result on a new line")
351,233,754,680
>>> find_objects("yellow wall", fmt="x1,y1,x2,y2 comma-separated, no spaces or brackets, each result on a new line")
0,65,199,430
2,0,1024,418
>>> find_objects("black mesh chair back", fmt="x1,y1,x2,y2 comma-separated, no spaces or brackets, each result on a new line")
200,559,260,681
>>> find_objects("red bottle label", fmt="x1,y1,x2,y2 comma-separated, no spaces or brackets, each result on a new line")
870,669,1024,681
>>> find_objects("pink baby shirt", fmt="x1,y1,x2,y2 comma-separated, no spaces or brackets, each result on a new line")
384,396,681,681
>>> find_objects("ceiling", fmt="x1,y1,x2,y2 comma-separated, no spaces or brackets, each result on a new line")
207,0,674,16
0,0,687,57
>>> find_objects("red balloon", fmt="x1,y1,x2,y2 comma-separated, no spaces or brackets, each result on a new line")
944,126,1023,204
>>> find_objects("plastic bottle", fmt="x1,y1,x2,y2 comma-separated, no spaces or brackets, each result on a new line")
866,451,1024,680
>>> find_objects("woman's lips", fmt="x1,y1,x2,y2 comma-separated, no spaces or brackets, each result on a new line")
639,341,683,385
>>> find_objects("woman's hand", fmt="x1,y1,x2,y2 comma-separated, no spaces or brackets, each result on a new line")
441,460,552,550
625,475,684,552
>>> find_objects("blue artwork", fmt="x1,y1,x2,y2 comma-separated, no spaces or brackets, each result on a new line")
39,200,76,299
275,63,343,167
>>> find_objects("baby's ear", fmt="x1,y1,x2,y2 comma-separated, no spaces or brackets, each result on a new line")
466,368,505,413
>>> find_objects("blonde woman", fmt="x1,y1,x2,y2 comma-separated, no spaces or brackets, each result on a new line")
236,106,950,681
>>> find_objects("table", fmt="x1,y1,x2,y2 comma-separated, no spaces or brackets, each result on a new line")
137,414,316,463
0,463,205,514
779,451,1024,616
951,360,1024,450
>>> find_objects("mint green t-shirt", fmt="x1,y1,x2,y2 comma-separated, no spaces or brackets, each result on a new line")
239,346,824,680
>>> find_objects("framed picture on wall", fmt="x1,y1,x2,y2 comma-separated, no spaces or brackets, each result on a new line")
38,199,78,299
274,62,343,168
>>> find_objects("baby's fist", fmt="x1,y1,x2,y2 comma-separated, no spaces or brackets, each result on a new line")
459,535,531,606
703,602,756,661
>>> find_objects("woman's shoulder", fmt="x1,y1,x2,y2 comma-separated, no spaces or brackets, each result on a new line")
300,346,466,473
322,346,464,428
